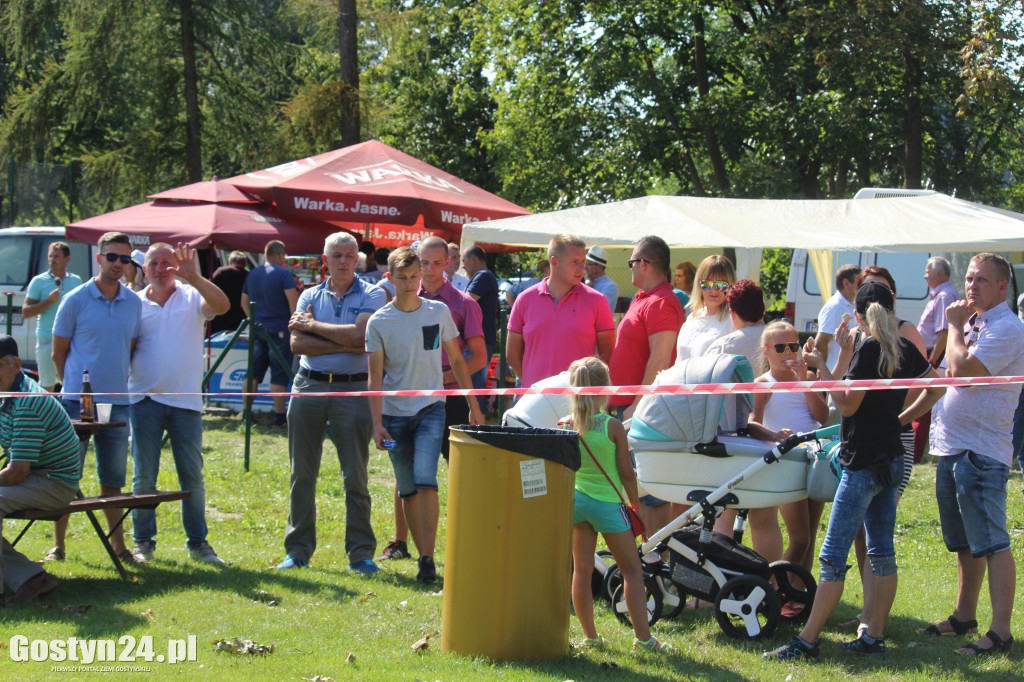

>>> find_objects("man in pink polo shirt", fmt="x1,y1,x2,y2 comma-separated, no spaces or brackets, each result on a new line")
609,235,684,420
506,234,615,388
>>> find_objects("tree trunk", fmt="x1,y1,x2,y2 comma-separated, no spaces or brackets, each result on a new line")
338,0,360,147
178,0,202,181
693,11,729,193
903,55,923,189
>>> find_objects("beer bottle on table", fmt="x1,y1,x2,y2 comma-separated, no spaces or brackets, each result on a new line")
81,370,95,423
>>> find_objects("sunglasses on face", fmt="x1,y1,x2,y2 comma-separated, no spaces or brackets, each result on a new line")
102,252,133,265
699,279,730,291
767,342,801,353
627,258,649,268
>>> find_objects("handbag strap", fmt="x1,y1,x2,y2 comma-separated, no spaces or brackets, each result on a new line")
577,426,630,508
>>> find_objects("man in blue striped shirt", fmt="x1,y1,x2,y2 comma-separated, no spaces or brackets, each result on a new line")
0,335,82,604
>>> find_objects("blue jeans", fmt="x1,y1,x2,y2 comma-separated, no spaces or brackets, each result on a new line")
819,457,903,582
383,401,446,497
936,450,1011,558
1012,386,1024,476
130,398,208,548
252,327,294,387
62,400,130,489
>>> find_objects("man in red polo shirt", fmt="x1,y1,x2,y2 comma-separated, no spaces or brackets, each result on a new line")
609,235,684,420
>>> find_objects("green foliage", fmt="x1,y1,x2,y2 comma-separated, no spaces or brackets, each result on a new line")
759,248,791,314
1,0,1023,225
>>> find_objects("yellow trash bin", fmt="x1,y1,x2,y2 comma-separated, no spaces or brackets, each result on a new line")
441,425,580,660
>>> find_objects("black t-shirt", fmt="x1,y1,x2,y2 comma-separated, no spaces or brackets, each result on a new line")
840,335,930,470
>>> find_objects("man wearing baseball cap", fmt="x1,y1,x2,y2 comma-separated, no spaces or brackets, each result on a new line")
585,245,618,313
0,335,82,604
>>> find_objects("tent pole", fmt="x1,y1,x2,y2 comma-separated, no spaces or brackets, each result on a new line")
243,301,257,472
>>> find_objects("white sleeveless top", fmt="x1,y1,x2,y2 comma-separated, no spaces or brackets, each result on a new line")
761,375,821,434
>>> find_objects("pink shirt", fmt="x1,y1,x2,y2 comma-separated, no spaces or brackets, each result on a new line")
508,278,615,388
420,279,484,388
917,280,959,350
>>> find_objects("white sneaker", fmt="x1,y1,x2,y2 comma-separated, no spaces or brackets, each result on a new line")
189,542,226,566
133,541,155,562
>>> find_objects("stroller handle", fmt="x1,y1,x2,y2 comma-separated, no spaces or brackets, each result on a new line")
778,424,840,454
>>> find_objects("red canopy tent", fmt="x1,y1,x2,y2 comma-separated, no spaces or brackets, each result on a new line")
66,200,345,254
147,178,258,204
226,140,530,248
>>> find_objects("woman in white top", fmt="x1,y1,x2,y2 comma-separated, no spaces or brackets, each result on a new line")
675,255,735,363
747,321,829,608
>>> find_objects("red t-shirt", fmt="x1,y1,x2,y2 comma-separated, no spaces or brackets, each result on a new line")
608,282,684,406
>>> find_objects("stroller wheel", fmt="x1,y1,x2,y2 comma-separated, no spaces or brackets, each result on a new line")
610,572,663,628
592,550,614,598
769,560,817,624
714,574,781,639
602,563,623,603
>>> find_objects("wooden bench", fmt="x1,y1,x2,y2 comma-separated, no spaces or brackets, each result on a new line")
8,491,190,580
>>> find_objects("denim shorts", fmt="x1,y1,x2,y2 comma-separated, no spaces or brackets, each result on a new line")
936,450,1011,558
383,401,446,497
573,490,631,534
819,457,903,582
62,399,130,489
252,329,294,386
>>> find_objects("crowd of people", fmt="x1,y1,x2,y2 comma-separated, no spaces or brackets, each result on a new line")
0,230,1020,664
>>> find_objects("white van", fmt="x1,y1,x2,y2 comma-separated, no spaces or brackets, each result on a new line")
0,227,95,367
783,248,938,333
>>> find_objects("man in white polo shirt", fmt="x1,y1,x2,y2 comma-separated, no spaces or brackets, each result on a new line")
129,243,230,565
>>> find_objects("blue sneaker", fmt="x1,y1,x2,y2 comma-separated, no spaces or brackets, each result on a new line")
349,559,380,574
276,555,308,570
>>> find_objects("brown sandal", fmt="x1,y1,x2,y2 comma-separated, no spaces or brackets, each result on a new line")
918,614,978,636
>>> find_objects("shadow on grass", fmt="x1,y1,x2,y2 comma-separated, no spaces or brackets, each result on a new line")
492,653,750,682
0,561,359,637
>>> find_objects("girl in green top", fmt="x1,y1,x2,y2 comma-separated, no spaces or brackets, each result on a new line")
564,356,675,654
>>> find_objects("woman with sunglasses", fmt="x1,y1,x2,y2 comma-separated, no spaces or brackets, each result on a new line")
747,320,829,616
765,282,942,661
674,255,735,364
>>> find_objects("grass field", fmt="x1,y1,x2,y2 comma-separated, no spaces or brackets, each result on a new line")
2,412,1022,681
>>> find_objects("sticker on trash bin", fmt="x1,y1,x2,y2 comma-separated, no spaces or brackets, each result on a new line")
520,459,548,498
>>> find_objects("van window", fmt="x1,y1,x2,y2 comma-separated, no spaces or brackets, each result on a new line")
41,238,92,281
0,236,33,286
802,251,863,296
875,253,928,300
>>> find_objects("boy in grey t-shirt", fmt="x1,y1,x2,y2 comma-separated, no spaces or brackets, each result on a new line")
366,247,483,583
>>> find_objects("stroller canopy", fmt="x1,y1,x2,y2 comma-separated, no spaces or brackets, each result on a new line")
628,354,754,452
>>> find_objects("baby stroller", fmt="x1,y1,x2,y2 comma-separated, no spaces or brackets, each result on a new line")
608,354,837,640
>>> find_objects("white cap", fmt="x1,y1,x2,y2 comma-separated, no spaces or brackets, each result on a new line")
585,245,608,266
131,249,146,268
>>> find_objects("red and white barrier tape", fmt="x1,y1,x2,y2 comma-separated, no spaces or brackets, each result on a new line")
4,374,1024,400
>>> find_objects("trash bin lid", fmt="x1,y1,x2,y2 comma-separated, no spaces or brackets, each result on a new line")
452,425,581,472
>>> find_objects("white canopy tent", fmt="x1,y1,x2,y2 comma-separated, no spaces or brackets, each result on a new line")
462,193,1024,301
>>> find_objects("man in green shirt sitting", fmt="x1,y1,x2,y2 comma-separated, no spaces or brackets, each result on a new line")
0,335,82,604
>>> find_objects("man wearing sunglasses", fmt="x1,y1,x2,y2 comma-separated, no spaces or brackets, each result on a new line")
608,236,683,421
813,264,861,371
49,231,143,566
